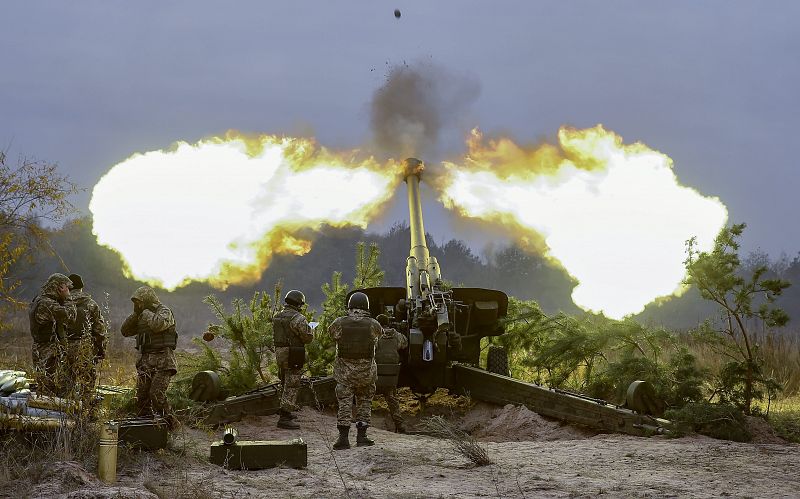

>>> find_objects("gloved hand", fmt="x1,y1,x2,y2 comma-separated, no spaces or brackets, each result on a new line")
139,308,156,323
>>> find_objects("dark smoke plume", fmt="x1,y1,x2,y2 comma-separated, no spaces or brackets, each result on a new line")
370,63,480,159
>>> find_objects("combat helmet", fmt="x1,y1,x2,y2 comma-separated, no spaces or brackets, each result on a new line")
347,292,370,312
43,273,73,293
284,289,305,308
131,286,160,308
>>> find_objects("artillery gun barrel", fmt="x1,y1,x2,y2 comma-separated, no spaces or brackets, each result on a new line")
404,157,430,269
403,158,442,301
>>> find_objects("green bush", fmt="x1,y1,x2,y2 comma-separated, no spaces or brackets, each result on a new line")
501,301,708,410
586,347,706,408
666,348,707,407
711,357,782,414
665,402,751,442
198,289,282,396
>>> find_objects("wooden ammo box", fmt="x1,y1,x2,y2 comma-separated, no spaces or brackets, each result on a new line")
210,438,307,470
116,417,169,450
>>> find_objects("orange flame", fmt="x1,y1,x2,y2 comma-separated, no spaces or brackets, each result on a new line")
438,125,728,319
90,132,402,290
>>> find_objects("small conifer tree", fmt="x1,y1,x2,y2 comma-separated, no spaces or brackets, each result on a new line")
685,223,790,413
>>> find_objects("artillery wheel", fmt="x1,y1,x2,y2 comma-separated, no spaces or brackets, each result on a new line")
486,345,509,377
626,380,666,417
190,370,222,402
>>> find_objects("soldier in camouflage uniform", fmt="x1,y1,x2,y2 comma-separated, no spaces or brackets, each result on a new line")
272,289,314,429
328,292,382,450
64,274,108,397
121,286,179,429
29,273,77,396
375,314,408,433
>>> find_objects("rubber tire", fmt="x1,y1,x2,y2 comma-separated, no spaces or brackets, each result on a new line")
486,345,509,377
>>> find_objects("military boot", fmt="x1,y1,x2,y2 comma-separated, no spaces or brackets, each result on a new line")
356,422,375,447
333,425,350,450
277,409,300,429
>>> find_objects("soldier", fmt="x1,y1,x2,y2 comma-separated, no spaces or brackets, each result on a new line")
328,292,382,450
272,289,314,429
375,313,408,433
121,286,179,429
29,273,77,396
65,274,107,396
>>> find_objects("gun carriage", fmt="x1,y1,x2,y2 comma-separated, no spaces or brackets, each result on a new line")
202,158,671,436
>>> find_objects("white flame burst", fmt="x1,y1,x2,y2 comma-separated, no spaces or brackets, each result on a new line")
90,135,399,290
439,126,728,319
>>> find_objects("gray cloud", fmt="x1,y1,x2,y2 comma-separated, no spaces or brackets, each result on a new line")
369,63,480,159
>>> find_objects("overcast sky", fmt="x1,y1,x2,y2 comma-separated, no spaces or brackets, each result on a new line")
2,1,798,257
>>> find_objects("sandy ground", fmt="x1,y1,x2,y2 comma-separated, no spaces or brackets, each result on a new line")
11,403,800,499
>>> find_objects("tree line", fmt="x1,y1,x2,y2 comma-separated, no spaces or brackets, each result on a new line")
2,214,799,339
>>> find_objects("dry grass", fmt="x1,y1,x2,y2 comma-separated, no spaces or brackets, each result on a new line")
419,415,492,467
758,331,800,396
682,328,800,397
0,337,125,496
757,395,800,443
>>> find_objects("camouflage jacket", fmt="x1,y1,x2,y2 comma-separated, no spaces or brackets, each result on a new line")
381,327,408,350
30,288,77,344
329,309,382,386
68,290,108,358
121,303,176,338
122,302,178,372
275,306,314,369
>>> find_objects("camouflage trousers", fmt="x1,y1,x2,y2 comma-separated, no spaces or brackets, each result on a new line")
280,367,303,412
335,380,376,426
380,388,404,426
32,341,64,397
135,351,176,418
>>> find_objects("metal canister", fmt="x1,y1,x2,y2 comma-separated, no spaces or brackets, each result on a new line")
223,426,238,445
98,421,119,483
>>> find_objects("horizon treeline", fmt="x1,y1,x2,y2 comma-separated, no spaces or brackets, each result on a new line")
5,217,800,339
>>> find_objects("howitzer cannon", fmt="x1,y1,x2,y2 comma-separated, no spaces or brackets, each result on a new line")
203,158,671,436
350,158,670,435
347,158,509,393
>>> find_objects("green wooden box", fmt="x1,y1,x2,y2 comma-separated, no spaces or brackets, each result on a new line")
116,417,169,450
209,438,307,470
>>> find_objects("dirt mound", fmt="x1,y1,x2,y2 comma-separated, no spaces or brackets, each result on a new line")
460,402,597,442
27,461,97,497
746,415,788,444
26,461,158,499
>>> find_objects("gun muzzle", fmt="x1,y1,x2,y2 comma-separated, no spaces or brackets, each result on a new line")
223,426,239,445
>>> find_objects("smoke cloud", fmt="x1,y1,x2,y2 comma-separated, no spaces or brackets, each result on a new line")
370,63,480,159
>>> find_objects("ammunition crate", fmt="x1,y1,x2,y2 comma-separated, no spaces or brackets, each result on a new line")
210,438,307,470
115,417,169,450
